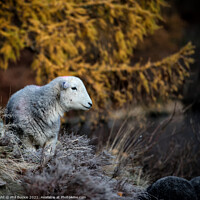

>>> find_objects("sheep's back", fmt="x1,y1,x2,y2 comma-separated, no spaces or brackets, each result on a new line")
6,85,39,125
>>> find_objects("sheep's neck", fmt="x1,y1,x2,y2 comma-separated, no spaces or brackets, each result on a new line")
36,84,64,125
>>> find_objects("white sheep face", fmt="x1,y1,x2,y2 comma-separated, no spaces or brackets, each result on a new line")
59,76,92,111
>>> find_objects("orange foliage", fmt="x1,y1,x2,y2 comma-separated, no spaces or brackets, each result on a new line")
0,0,195,114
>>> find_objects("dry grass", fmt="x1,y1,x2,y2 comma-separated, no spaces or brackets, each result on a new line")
1,102,198,198
22,133,144,199
104,102,200,187
0,107,38,183
104,116,150,188
103,102,187,187
0,106,144,198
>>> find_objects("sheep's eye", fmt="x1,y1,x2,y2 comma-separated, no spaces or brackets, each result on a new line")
71,87,77,91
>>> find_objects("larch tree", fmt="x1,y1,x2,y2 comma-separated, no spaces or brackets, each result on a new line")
0,0,195,116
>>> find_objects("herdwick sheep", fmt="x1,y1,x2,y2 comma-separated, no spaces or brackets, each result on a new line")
5,76,92,154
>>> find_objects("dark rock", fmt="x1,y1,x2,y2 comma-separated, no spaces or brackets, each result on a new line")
146,176,197,200
190,176,200,199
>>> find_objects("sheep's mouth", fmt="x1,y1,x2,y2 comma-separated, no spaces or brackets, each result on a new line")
82,104,91,109
82,105,90,110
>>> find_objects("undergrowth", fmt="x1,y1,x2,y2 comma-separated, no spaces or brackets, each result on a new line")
2,102,199,199
0,106,147,199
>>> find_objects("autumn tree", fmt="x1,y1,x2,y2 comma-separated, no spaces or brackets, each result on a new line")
0,0,194,114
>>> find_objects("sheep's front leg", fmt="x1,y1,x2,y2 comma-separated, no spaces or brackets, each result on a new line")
20,136,37,155
44,135,58,155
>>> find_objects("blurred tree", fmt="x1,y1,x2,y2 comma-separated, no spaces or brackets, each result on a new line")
0,0,195,114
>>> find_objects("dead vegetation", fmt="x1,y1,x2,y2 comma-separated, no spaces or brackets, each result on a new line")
0,132,145,199
0,104,200,198
0,107,146,199
103,102,200,184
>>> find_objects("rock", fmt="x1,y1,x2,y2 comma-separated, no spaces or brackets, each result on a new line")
190,176,200,199
146,176,197,200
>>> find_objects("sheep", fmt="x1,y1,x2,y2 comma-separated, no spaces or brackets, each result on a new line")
5,76,92,154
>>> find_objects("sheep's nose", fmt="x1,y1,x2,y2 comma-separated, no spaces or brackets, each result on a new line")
88,102,92,107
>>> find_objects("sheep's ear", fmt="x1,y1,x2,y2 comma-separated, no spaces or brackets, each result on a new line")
62,81,71,89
